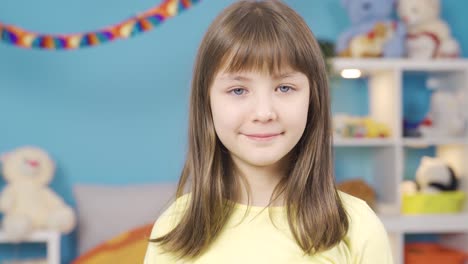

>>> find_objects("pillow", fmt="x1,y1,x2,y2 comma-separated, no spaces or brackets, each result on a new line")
72,223,153,264
73,183,177,254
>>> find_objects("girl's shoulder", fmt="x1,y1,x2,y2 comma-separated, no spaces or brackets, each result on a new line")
338,190,380,226
338,191,370,212
337,193,393,262
149,193,191,239
165,193,192,215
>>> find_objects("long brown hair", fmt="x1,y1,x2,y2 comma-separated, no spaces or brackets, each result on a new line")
151,0,348,260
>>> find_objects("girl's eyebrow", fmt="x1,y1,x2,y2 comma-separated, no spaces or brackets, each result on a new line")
219,71,300,82
220,75,252,82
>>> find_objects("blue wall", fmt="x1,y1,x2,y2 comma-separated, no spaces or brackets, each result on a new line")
0,0,355,185
1,0,467,262
5,0,468,185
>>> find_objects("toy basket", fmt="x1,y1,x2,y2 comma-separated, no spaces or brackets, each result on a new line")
405,243,468,264
402,191,465,215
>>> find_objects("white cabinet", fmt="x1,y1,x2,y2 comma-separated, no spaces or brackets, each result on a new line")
0,230,60,264
331,58,468,264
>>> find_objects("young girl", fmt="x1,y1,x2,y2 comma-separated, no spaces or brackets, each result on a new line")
145,1,393,263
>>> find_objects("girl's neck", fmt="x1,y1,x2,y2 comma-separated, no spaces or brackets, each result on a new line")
232,156,290,207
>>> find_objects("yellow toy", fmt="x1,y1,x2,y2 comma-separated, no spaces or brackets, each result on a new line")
362,118,391,138
334,114,391,138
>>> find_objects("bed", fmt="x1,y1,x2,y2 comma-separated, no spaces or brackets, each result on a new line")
71,182,178,263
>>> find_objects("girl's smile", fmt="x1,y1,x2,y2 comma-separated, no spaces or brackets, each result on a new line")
242,132,284,142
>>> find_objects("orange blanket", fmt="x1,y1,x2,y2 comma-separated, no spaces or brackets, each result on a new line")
73,223,153,264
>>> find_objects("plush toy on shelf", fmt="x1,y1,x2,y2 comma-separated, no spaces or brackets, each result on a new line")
0,146,76,242
416,156,459,193
397,0,460,58
401,156,465,214
336,0,406,58
337,178,377,210
333,114,391,138
420,89,466,138
402,156,459,194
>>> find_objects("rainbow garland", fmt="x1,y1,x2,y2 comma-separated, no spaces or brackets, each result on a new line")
0,0,200,50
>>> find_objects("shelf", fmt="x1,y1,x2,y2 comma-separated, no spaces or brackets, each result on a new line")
333,138,394,147
380,213,468,233
0,230,60,264
330,56,468,264
331,58,468,73
0,229,60,242
403,137,468,148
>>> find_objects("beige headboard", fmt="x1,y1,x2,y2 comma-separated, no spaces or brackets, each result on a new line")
73,182,177,255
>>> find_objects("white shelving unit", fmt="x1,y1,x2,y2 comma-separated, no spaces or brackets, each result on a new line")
331,58,468,264
0,230,60,264
334,138,395,147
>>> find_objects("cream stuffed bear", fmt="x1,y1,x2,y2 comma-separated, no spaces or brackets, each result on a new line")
420,89,466,137
0,146,76,242
397,0,460,58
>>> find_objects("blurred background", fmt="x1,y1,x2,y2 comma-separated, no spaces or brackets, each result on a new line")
0,0,467,263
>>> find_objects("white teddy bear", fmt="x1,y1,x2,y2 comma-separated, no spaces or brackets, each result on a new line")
0,146,76,242
397,0,460,58
420,89,466,137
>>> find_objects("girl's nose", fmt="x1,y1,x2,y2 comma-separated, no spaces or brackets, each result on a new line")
253,97,277,122
255,111,276,122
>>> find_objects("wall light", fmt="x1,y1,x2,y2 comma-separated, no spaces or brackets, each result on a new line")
340,69,362,79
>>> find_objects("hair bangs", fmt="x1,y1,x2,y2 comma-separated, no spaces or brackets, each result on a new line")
218,11,302,76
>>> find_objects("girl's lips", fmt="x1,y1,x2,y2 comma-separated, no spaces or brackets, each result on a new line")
243,132,283,141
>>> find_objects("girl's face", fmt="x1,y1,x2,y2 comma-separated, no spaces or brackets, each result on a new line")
210,67,310,169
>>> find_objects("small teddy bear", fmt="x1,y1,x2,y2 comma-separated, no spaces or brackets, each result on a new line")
336,0,406,58
397,0,460,58
0,146,76,242
421,89,466,137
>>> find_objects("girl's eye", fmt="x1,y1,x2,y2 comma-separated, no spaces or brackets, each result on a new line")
278,85,293,93
230,88,246,96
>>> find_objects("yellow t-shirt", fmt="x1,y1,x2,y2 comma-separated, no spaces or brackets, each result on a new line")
144,192,393,264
